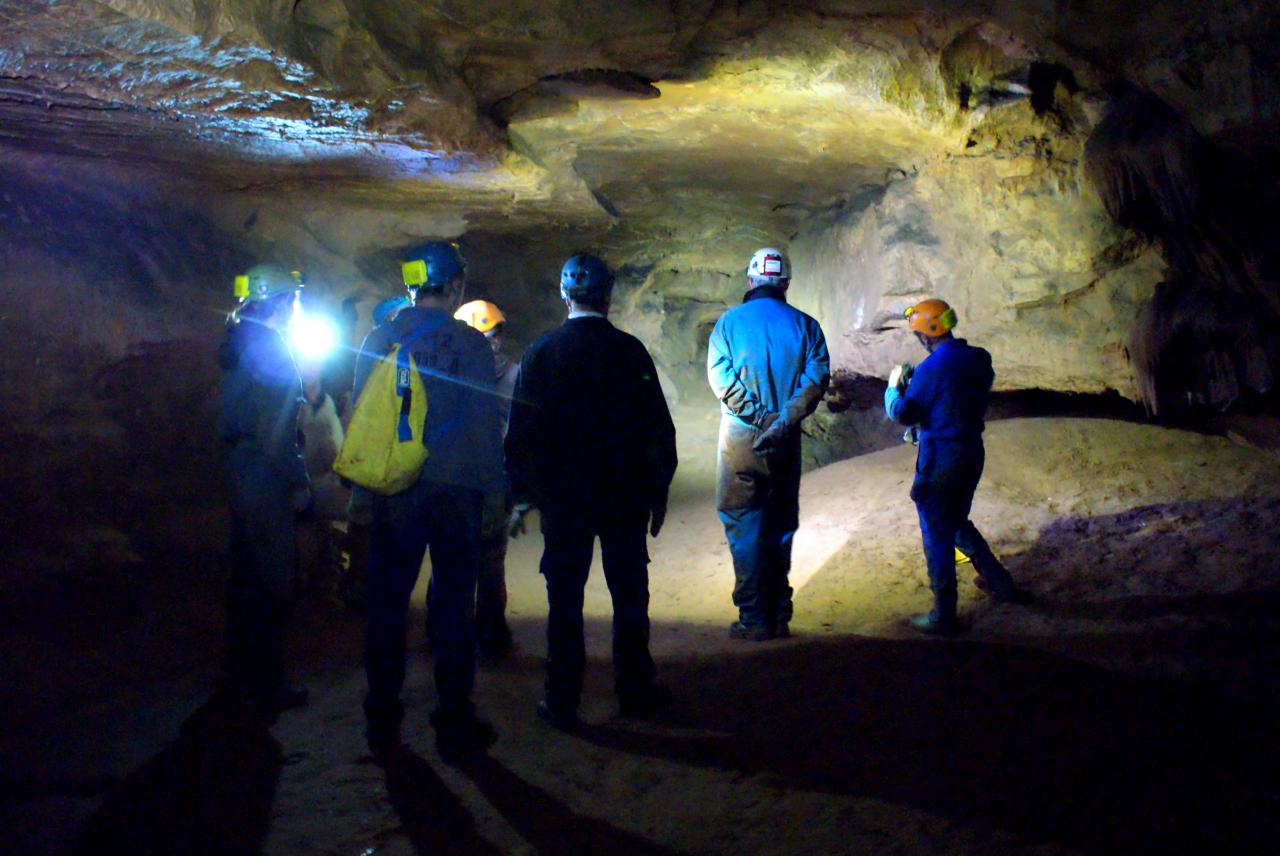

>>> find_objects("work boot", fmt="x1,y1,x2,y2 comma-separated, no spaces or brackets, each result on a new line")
430,707,497,766
907,613,961,638
618,683,673,719
974,575,1034,605
728,621,773,642
536,698,581,733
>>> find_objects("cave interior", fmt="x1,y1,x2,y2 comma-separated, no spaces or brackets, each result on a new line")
2,1,1280,854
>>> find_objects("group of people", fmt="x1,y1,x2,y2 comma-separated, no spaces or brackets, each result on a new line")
217,241,1029,766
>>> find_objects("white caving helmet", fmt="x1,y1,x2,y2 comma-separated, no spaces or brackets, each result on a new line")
746,247,791,287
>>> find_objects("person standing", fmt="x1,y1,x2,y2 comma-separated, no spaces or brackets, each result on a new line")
450,299,520,661
216,264,311,720
884,298,1030,637
505,254,677,730
354,242,505,763
707,247,829,641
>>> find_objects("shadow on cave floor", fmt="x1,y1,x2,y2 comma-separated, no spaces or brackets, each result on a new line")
59,691,283,856
597,633,1280,855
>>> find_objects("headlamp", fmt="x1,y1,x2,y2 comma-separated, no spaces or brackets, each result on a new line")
289,297,338,361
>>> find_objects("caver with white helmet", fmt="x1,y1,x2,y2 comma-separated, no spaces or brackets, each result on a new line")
707,244,829,642
746,247,791,288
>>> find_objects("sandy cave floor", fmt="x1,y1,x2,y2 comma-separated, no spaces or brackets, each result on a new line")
4,417,1280,855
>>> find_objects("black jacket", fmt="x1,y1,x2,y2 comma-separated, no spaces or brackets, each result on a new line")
505,316,677,516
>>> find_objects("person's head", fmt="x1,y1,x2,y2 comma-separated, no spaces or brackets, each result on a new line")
372,295,410,328
232,264,302,329
454,299,507,353
401,241,467,311
904,298,957,353
559,253,614,316
746,247,791,291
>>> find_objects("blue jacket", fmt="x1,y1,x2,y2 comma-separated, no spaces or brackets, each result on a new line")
217,320,307,489
886,337,993,446
707,286,830,429
354,305,505,504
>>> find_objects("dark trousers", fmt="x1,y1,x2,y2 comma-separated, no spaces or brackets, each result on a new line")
912,442,1015,626
475,518,512,652
224,447,297,706
716,418,801,630
365,481,482,730
426,504,511,655
540,509,655,710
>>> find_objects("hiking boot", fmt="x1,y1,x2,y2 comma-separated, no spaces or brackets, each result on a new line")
728,621,773,642
536,698,581,733
430,708,497,766
907,613,961,638
618,683,673,719
974,576,1034,605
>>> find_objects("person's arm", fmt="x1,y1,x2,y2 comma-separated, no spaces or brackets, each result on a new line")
503,354,537,508
780,321,831,428
351,325,392,403
249,331,309,490
886,360,931,426
706,316,771,427
638,348,677,534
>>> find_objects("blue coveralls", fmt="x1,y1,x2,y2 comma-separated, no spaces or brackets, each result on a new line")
216,319,308,707
707,286,830,632
353,306,505,737
885,338,1017,628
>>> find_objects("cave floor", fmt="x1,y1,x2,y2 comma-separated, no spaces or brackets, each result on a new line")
4,418,1280,855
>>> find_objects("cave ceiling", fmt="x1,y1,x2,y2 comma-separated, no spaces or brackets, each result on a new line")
4,1,1270,243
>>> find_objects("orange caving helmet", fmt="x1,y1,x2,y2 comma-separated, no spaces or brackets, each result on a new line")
454,299,506,333
904,298,957,337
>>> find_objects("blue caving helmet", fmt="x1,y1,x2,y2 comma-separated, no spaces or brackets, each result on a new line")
559,253,614,303
372,295,410,328
401,241,466,293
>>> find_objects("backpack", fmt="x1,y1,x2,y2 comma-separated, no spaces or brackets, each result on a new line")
333,332,430,495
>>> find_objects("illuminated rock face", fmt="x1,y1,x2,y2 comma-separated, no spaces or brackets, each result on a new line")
1,1,1277,424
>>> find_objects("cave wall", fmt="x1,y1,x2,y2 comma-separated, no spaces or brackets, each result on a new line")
787,100,1166,398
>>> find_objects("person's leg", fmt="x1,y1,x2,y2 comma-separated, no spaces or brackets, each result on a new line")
539,514,594,715
763,439,802,634
363,487,430,742
422,487,483,717
719,507,770,632
915,485,962,632
716,417,770,636
475,512,513,659
599,513,657,707
955,519,1017,597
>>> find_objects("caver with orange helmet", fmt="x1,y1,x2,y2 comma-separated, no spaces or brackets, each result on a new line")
454,299,506,334
884,295,1031,638
904,298,958,339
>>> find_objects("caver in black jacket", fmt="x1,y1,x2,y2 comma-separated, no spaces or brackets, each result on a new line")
505,315,677,517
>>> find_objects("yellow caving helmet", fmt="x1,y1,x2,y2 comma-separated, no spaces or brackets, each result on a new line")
904,298,957,337
454,299,506,333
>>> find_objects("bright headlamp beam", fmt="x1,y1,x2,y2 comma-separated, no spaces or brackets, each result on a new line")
290,315,338,361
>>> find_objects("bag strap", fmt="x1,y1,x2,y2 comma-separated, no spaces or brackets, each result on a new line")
391,315,451,442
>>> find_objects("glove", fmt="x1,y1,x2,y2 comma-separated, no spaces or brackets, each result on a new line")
883,384,902,419
648,499,668,537
752,410,779,432
888,361,914,392
508,502,532,539
752,417,791,456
